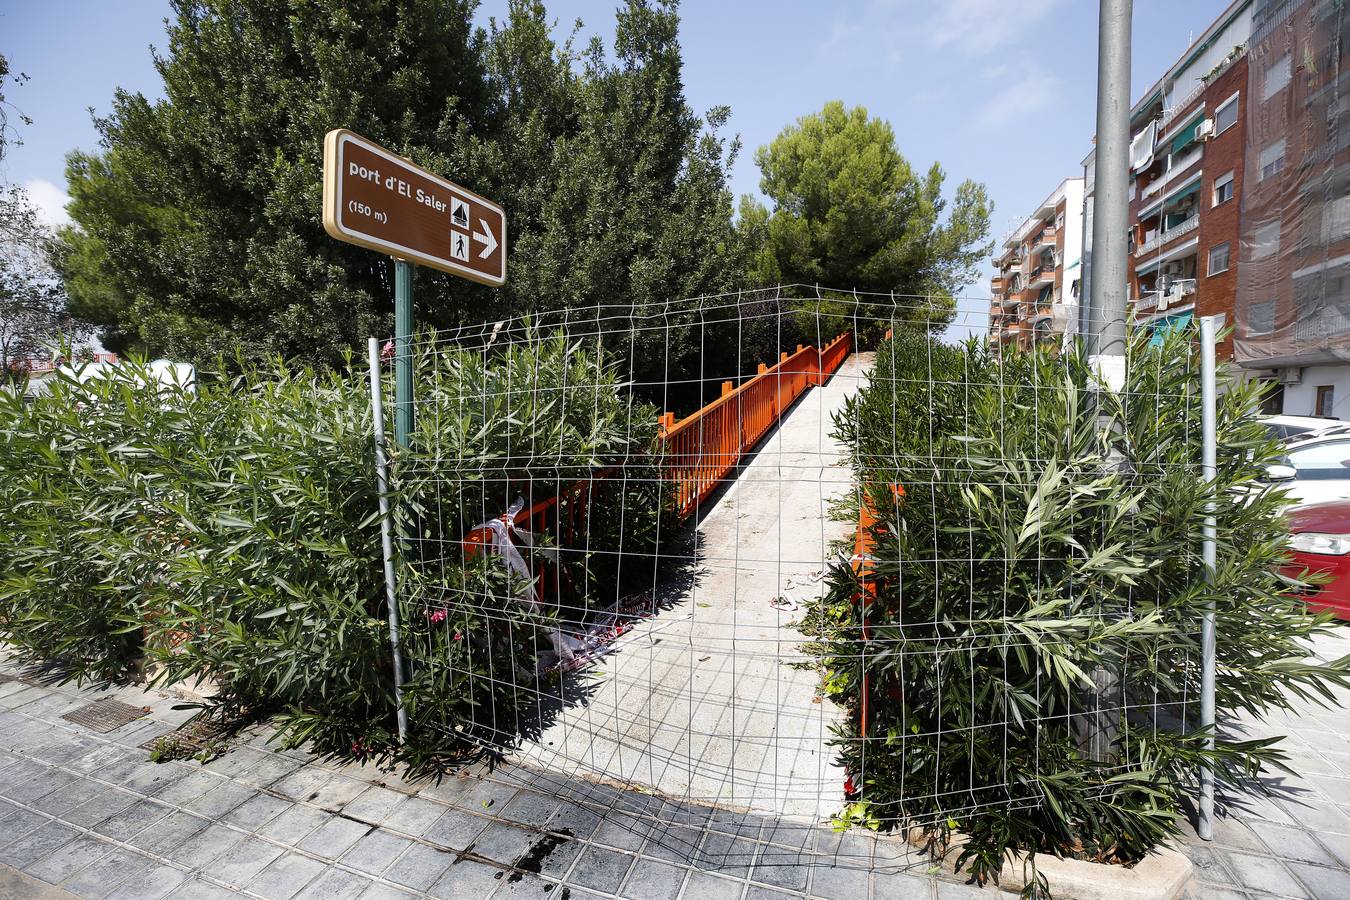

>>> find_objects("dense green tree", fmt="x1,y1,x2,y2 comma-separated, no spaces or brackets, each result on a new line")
740,101,993,329
56,0,745,383
57,0,492,363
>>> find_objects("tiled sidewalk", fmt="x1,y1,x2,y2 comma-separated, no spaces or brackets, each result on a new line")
0,658,998,900
1177,628,1350,900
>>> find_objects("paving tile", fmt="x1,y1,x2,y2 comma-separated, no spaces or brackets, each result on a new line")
184,780,256,818
291,867,373,900
62,788,138,829
467,822,538,867
174,822,248,869
162,878,247,899
547,803,604,841
426,859,510,899
246,851,328,900
59,845,155,899
222,793,292,831
24,833,114,884
1249,820,1339,866
382,797,448,837
422,808,488,850
1287,861,1350,900
235,753,306,789
153,770,223,807
384,842,457,891
0,807,47,847
750,857,810,894
1182,884,1249,900
129,810,209,855
499,791,561,828
1185,844,1237,886
2,767,76,804
873,869,936,900
339,787,408,825
27,776,105,818
681,871,746,900
809,863,871,900
0,820,80,869
1222,850,1310,899
567,845,636,894
210,836,286,888
92,799,171,842
297,815,373,859
102,863,189,900
743,887,798,900
517,829,582,881
358,883,422,900
340,830,414,875
258,804,329,844
620,856,685,900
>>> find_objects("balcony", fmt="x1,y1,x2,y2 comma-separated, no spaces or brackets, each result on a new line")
1030,226,1057,251
1140,147,1203,201
1026,265,1055,288
1134,214,1199,257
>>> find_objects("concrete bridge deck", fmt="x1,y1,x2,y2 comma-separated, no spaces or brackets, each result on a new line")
517,352,875,821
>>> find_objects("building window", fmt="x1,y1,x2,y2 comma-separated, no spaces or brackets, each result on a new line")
1208,242,1231,275
1261,382,1285,415
1259,138,1286,181
1253,220,1282,258
1249,300,1275,334
1215,94,1239,133
1264,53,1292,101
1213,171,1235,206
1323,195,1350,245
1317,385,1336,417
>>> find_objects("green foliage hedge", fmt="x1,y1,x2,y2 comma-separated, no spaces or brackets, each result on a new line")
808,327,1350,887
0,333,665,771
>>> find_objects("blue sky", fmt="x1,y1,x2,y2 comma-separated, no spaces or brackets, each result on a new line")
3,0,1231,273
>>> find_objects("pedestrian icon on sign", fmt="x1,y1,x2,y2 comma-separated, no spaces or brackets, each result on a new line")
451,197,469,228
451,231,470,262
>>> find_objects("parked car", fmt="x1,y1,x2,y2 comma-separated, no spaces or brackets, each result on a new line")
1259,433,1350,505
1261,414,1350,442
1282,499,1350,620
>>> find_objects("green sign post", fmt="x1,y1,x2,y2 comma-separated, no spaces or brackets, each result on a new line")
322,128,509,445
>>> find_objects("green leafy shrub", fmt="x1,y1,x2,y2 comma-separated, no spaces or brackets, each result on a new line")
0,331,666,771
808,326,1350,887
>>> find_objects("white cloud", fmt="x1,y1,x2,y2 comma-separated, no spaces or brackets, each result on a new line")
929,0,1065,56
819,21,863,56
21,178,72,230
976,69,1059,127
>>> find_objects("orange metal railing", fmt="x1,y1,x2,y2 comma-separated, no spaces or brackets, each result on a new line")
658,331,854,518
458,330,855,594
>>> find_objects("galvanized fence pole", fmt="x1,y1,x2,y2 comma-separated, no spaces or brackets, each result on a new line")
1199,315,1218,840
368,337,410,742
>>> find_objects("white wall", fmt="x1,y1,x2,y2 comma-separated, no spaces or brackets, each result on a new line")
1282,364,1350,418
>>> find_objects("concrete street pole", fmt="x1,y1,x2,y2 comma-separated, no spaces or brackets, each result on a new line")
1088,0,1132,367
1075,0,1133,767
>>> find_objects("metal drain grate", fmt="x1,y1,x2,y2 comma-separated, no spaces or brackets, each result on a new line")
62,699,151,733
140,717,233,759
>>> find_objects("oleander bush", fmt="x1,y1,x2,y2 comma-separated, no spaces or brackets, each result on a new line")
806,326,1350,892
0,330,668,770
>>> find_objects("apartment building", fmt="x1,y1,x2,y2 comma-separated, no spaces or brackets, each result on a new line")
989,178,1085,354
1123,1,1254,358
1232,0,1350,417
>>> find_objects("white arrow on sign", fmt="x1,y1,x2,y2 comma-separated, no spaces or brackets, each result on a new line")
472,218,498,258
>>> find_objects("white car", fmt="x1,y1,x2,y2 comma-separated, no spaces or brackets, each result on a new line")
1269,434,1350,505
1261,414,1350,442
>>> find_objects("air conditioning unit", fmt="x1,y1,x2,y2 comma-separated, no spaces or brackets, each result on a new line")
1196,118,1215,140
1279,367,1304,385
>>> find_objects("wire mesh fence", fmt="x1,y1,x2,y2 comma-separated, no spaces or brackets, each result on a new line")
371,286,1221,875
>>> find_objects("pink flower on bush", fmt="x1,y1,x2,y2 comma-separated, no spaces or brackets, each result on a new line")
381,340,396,361
426,609,447,625
453,631,463,642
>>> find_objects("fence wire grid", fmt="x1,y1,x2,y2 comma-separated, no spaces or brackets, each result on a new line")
371,286,1212,871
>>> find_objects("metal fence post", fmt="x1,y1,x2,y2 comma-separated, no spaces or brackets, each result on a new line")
1199,315,1218,840
368,337,410,742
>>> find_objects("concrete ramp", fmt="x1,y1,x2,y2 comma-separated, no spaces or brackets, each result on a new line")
517,352,874,821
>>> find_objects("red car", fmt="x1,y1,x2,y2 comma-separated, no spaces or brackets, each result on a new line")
1283,500,1350,619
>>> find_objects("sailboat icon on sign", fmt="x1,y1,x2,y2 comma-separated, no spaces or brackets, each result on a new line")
451,197,469,228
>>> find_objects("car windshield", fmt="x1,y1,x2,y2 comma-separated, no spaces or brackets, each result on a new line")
1286,440,1350,479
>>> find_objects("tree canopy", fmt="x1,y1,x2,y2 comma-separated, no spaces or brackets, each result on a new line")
1,186,82,377
739,101,992,327
57,0,744,371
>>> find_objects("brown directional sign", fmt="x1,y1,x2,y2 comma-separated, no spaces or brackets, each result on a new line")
322,128,506,285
